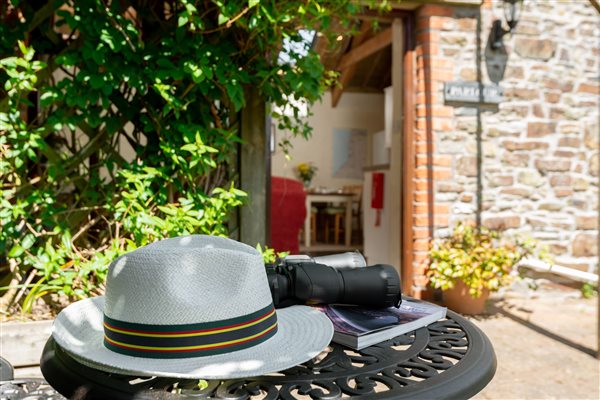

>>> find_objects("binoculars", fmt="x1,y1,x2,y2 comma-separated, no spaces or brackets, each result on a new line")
265,252,402,309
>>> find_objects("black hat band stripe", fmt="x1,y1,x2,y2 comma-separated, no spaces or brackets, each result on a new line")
103,303,278,358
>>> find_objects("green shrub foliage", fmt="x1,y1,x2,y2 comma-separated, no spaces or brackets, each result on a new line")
0,0,378,315
428,223,548,298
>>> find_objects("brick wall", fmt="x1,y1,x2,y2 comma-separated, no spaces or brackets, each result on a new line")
412,1,599,294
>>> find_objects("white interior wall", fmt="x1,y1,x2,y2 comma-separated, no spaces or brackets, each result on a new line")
271,92,385,189
363,169,392,265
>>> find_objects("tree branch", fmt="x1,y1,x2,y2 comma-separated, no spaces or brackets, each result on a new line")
201,6,249,34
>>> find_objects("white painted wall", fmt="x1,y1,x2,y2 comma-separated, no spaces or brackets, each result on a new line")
271,92,385,189
363,169,393,266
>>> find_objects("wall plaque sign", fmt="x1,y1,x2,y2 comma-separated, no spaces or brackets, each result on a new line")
444,81,504,105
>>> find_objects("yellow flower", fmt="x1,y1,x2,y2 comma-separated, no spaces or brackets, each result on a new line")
295,162,317,182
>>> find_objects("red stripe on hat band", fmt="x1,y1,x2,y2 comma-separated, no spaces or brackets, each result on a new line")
102,303,279,358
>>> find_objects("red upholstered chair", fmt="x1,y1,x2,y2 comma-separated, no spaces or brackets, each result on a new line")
270,176,307,254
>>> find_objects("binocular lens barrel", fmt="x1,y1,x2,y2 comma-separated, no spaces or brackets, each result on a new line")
267,262,401,308
284,251,367,269
312,252,367,269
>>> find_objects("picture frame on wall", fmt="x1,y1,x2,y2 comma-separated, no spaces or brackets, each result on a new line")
332,128,367,179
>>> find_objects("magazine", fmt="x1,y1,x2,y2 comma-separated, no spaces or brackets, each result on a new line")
319,299,447,350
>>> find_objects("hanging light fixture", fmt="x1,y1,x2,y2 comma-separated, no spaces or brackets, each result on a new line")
490,0,524,50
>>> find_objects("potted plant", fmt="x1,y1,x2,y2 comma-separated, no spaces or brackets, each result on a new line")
295,162,318,188
427,223,545,315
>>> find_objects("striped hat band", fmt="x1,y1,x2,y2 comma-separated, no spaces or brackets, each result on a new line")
103,303,278,359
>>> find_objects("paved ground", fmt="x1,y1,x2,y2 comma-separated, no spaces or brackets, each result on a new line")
471,280,599,400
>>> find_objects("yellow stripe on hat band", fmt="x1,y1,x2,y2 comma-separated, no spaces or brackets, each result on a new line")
103,303,279,358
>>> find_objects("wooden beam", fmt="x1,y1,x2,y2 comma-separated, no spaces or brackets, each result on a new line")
331,22,372,107
339,86,385,93
356,9,414,23
389,19,404,287
330,71,349,108
337,27,392,71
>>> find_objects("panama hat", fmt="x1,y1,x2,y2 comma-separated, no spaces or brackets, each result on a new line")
51,235,333,379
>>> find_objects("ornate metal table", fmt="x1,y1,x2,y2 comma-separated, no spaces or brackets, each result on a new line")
19,309,496,399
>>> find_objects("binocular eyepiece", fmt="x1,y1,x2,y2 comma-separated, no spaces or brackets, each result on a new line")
266,252,402,309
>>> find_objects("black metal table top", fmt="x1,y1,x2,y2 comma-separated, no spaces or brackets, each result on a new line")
4,309,496,400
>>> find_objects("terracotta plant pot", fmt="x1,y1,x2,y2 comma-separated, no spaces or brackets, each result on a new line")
443,280,490,315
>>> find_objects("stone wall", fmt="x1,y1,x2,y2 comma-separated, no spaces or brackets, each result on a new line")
412,1,599,294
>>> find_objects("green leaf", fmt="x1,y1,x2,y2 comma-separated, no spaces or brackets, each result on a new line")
0,57,17,68
90,75,104,89
157,58,175,69
225,83,245,111
100,29,118,51
157,205,178,216
181,144,197,152
56,52,79,66
17,41,34,61
186,3,197,13
22,234,36,250
249,0,260,8
178,15,189,27
61,232,72,249
218,13,229,26
8,245,24,258
40,90,59,106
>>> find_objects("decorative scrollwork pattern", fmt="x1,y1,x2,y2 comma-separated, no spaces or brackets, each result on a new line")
175,314,474,399
31,310,494,399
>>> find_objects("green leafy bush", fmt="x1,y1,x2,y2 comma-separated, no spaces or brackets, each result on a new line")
1,1,381,317
428,223,547,297
256,244,289,264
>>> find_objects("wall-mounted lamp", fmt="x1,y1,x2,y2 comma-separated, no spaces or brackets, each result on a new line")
490,0,524,50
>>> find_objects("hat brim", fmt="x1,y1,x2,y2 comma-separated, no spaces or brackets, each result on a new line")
52,297,333,379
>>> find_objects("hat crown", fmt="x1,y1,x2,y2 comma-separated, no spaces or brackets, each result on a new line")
104,235,272,325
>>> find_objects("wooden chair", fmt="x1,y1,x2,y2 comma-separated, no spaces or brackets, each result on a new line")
300,206,318,245
324,185,363,245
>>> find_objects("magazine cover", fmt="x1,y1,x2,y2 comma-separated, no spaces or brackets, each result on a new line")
318,299,447,348
323,305,427,336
